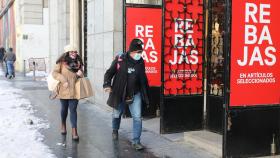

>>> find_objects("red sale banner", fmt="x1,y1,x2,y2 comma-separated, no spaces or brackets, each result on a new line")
230,0,280,106
163,1,203,95
126,7,162,87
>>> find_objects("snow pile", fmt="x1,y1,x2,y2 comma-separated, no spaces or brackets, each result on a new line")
26,71,48,77
0,80,56,158
25,71,48,81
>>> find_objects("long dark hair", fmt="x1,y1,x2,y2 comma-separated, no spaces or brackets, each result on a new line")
56,52,83,66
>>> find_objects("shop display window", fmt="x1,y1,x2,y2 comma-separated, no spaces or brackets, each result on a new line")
208,1,225,96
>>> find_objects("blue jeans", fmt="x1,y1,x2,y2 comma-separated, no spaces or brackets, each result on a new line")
6,61,14,77
112,92,142,144
60,99,79,128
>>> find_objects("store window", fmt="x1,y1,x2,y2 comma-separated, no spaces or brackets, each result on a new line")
208,0,226,96
126,0,162,5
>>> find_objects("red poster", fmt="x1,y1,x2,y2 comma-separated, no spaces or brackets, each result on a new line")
230,0,280,106
163,1,203,95
126,7,162,87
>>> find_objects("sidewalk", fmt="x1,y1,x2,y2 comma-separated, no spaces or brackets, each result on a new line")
1,69,220,158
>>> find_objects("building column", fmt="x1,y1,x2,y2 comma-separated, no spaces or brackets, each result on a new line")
69,0,79,50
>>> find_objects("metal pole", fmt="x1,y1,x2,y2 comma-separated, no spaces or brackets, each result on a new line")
23,60,26,77
33,61,36,80
206,0,212,130
203,0,208,130
123,0,126,53
223,0,231,157
160,0,165,134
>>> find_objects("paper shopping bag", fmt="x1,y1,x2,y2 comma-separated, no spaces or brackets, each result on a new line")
75,77,94,99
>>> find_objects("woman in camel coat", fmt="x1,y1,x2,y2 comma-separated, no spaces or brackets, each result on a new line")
52,45,83,141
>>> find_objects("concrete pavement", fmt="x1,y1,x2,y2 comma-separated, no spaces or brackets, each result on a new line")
1,68,220,158
9,78,157,158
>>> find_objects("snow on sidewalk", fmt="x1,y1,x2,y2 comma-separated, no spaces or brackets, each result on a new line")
0,68,4,76
26,71,48,77
0,79,56,158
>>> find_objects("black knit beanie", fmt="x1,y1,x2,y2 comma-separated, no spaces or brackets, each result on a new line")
128,38,144,52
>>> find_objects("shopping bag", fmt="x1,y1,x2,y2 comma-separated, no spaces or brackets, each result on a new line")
75,77,94,99
47,72,60,91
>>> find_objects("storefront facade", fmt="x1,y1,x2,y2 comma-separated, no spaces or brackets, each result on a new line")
49,0,280,157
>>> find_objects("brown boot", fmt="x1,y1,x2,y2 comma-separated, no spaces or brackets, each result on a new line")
72,128,79,141
61,122,67,135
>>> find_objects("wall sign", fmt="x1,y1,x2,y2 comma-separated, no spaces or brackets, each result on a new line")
230,0,280,106
126,7,162,87
163,0,204,95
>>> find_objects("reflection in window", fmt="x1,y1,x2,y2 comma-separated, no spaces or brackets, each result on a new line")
209,1,225,96
126,0,162,5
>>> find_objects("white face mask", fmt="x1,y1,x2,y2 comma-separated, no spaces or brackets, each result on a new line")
133,53,142,60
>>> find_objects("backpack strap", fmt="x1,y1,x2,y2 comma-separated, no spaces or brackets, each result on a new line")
116,52,123,71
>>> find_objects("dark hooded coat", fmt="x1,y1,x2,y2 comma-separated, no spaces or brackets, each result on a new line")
103,52,150,108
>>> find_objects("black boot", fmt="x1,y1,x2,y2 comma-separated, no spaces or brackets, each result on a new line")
112,130,118,140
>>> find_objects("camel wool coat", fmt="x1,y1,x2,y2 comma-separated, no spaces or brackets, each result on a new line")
52,63,78,99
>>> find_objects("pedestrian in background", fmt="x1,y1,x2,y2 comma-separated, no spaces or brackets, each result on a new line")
0,47,5,64
52,45,83,141
103,38,150,150
3,48,16,79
